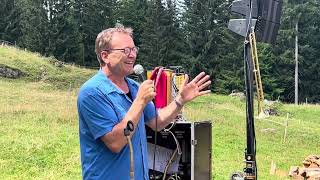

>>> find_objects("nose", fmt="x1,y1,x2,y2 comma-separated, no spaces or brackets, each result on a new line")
128,50,137,58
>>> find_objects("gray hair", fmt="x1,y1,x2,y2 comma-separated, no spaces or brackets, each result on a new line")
95,23,133,66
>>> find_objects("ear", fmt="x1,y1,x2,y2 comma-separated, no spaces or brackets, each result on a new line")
100,51,109,64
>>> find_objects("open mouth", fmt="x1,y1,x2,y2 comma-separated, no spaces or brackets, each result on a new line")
125,61,135,66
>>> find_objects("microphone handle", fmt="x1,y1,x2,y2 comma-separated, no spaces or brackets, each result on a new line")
138,74,146,82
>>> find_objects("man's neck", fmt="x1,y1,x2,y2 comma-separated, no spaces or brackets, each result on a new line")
102,67,128,93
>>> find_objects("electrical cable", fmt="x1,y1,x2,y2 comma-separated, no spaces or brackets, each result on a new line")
167,174,181,180
162,148,178,180
124,121,135,180
152,106,158,172
152,68,164,176
164,120,176,132
163,130,182,155
126,136,134,180
162,128,182,180
151,67,184,179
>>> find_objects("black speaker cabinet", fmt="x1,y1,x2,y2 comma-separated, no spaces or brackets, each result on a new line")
255,0,283,44
146,121,212,180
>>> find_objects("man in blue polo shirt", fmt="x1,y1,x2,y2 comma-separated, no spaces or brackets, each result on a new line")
77,23,211,180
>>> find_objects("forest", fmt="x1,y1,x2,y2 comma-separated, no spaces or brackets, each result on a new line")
1,0,319,103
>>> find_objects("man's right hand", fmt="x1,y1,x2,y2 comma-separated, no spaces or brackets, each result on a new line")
135,80,156,105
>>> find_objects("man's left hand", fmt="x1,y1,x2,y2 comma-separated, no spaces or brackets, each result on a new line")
177,72,211,105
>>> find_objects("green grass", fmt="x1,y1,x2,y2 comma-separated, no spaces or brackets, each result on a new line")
0,46,95,89
0,78,81,179
0,46,319,179
0,46,96,179
184,95,320,179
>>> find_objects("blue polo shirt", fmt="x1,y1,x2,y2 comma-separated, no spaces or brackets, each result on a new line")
77,70,156,180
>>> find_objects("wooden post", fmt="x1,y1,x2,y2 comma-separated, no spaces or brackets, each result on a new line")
295,21,299,105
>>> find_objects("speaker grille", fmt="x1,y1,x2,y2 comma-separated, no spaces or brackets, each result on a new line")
255,0,283,44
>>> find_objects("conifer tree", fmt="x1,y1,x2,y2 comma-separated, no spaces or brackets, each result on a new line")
139,0,187,69
182,0,242,93
74,0,117,66
2,0,23,45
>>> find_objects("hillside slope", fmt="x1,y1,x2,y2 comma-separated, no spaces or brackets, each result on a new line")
0,46,95,89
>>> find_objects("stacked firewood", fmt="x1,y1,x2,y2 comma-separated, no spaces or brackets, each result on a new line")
289,155,320,180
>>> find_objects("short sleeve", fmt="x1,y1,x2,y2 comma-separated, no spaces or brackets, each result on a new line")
78,93,118,140
143,101,157,123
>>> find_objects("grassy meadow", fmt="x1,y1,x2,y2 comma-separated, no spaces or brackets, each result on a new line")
0,78,81,179
184,96,320,180
0,46,319,179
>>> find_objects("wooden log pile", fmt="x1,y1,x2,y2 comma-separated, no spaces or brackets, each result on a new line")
289,155,320,180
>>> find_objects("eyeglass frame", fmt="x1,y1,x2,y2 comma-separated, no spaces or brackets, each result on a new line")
103,46,139,56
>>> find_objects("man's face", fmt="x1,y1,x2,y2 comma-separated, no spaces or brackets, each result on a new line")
103,32,137,77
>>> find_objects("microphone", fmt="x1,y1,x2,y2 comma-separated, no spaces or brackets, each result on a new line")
133,64,146,82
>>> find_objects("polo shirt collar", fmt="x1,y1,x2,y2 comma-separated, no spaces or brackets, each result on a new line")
97,69,137,95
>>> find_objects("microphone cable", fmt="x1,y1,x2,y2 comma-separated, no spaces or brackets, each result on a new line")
151,67,164,179
124,121,135,180
152,101,158,175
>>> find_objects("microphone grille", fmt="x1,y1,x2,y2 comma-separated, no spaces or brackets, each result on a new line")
133,64,144,75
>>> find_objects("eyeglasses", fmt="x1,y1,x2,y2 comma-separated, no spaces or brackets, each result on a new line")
104,46,139,56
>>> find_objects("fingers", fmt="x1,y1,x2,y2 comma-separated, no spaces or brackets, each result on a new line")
142,80,154,85
198,80,211,91
183,74,189,86
190,72,206,84
188,72,211,91
138,80,156,104
197,75,210,87
149,86,155,93
199,90,211,96
147,90,156,101
150,91,156,98
141,81,155,93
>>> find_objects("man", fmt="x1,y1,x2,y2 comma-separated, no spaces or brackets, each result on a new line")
77,23,211,180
